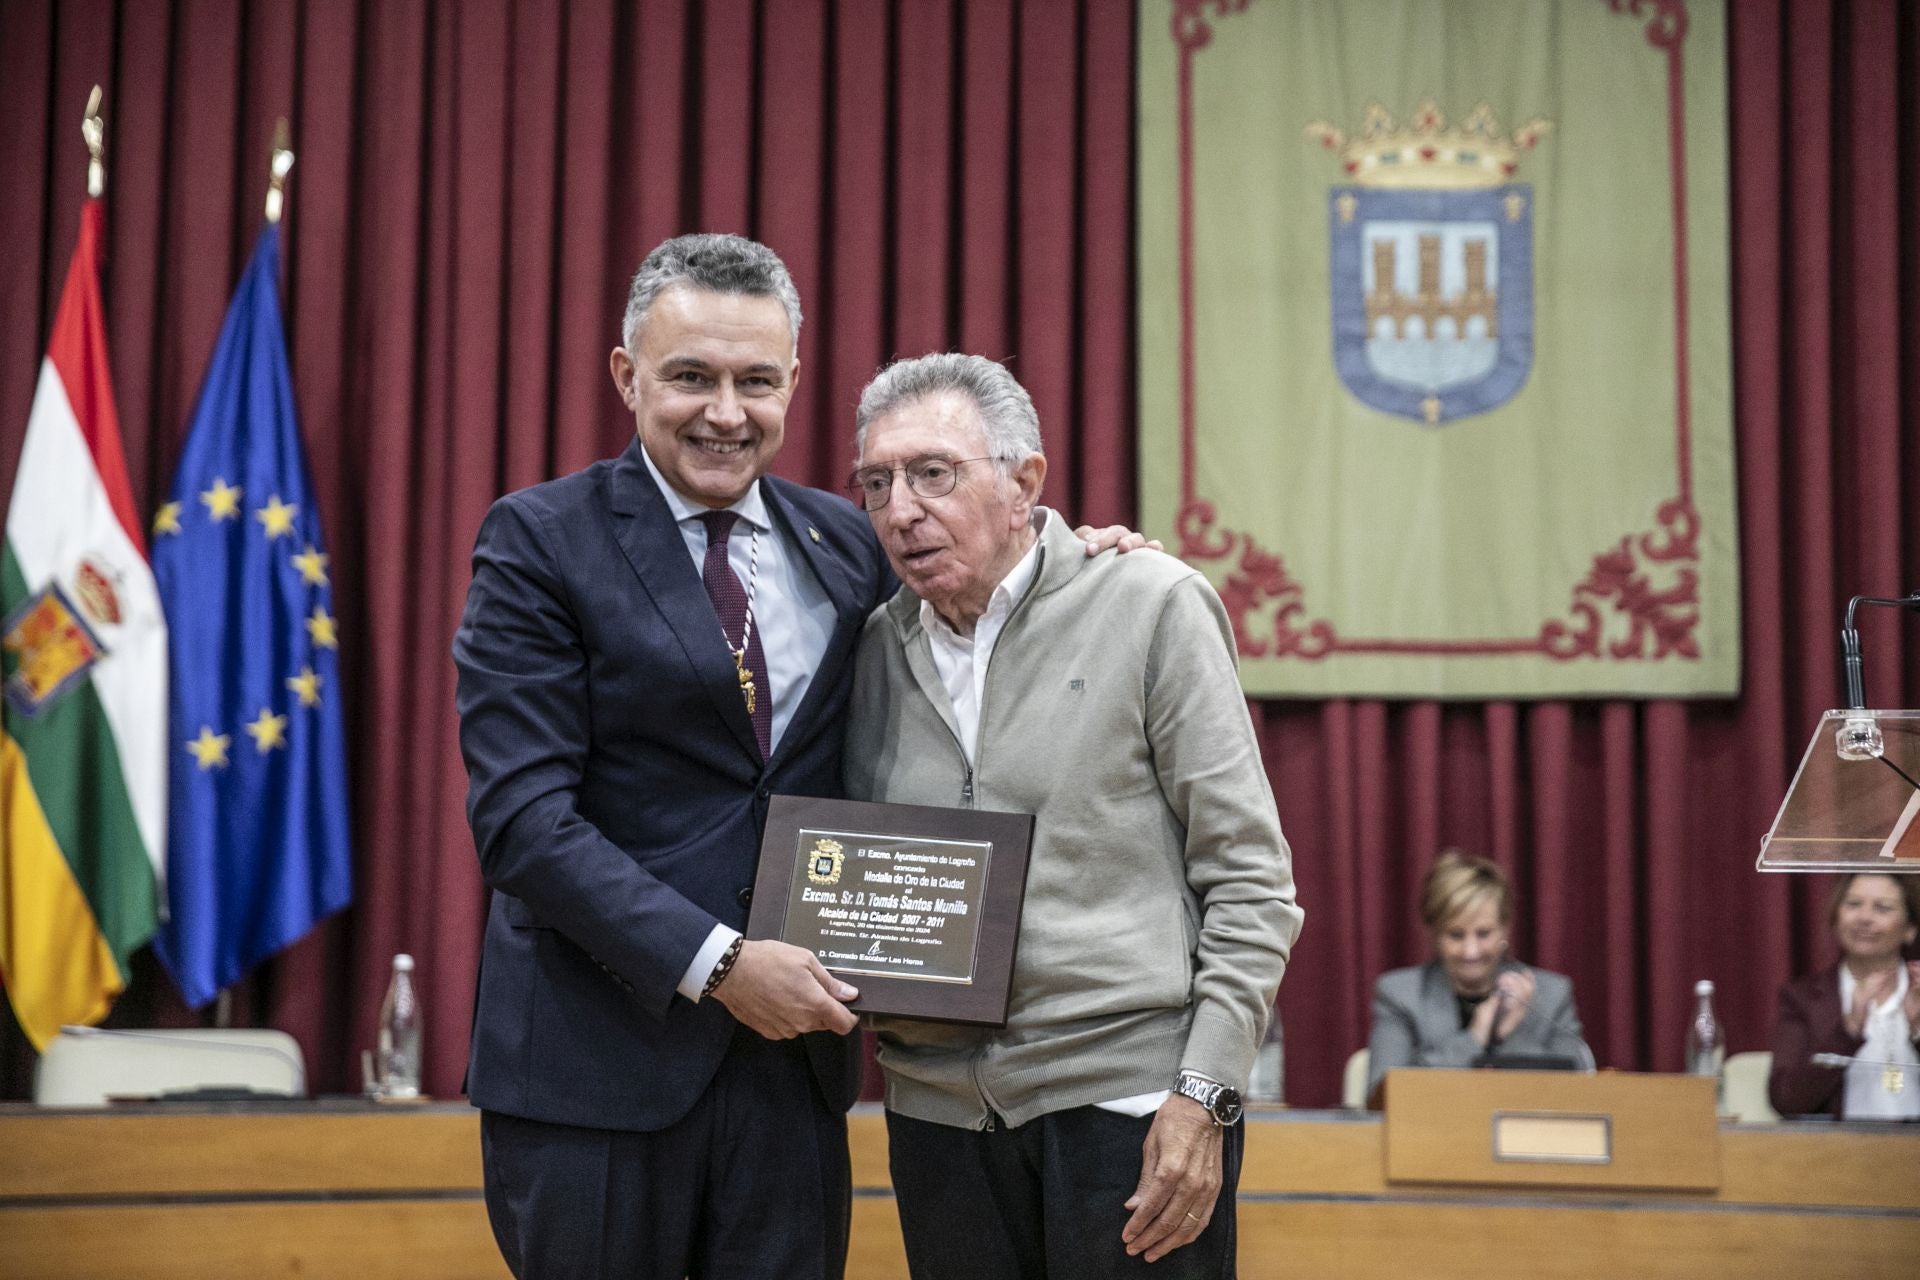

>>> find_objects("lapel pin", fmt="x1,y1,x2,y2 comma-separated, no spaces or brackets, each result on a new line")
808,526,820,543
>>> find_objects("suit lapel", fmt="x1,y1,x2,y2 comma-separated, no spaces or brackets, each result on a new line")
607,441,761,761
1420,962,1457,1039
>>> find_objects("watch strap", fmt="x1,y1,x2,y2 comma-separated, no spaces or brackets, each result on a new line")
1174,1070,1228,1121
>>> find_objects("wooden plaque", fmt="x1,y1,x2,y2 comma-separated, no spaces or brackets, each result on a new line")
747,795,1035,1026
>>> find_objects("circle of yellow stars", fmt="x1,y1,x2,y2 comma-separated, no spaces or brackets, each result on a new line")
158,481,342,772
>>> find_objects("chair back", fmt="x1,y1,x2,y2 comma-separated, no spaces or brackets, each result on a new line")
1720,1050,1778,1123
1341,1048,1371,1109
33,1028,307,1106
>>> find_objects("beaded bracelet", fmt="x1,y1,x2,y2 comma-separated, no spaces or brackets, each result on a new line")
702,935,745,999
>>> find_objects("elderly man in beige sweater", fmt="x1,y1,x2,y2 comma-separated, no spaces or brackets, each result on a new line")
842,353,1303,1279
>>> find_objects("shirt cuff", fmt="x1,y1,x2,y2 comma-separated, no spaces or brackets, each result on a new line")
677,924,743,1002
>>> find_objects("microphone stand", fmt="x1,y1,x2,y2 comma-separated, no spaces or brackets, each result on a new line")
1837,593,1920,793
1810,1052,1918,1075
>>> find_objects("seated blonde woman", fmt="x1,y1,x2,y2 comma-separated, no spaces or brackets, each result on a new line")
1366,851,1588,1102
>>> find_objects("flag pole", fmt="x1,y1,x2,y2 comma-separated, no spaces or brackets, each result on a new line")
82,85,105,198
264,119,293,225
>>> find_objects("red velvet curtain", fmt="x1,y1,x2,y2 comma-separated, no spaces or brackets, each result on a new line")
0,0,1134,1102
1,0,1914,1109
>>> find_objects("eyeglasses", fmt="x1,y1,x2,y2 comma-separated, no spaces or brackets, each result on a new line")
846,456,1003,512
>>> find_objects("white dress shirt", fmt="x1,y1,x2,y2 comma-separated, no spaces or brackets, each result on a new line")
919,533,1042,765
639,446,837,1001
1840,965,1920,1120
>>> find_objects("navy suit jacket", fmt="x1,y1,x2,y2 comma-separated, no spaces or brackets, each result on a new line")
453,439,891,1131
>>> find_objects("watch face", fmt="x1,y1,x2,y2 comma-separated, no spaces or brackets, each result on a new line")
1214,1091,1243,1124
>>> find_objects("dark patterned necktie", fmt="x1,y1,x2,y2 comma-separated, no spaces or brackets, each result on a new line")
697,510,772,758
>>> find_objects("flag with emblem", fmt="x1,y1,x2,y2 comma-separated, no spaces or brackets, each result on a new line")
1138,0,1735,697
151,223,351,1008
1,200,168,1049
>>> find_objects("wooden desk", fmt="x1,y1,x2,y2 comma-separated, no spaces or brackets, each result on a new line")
0,1101,507,1279
852,1106,1920,1280
6,1102,1916,1278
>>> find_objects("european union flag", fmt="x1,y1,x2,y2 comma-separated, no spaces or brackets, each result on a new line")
152,226,352,1008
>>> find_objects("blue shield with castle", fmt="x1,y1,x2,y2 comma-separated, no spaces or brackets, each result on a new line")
1309,101,1552,426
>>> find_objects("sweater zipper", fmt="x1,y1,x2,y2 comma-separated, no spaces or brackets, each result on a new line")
945,696,988,1124
958,542,1049,1129
964,546,1041,810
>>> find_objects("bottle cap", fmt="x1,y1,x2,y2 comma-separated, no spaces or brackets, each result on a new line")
394,954,415,972
1694,978,1713,996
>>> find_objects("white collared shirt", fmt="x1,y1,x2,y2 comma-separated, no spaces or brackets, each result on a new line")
639,445,837,1001
1839,965,1920,1119
920,534,1041,765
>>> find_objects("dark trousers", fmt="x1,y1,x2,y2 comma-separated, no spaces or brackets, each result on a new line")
481,1028,850,1280
886,1106,1242,1280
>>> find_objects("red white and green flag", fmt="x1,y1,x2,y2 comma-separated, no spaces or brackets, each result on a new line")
0,200,167,1049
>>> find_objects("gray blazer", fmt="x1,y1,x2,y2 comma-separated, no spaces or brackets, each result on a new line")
1366,960,1587,1098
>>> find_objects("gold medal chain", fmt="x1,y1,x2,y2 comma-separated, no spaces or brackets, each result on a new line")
722,528,761,716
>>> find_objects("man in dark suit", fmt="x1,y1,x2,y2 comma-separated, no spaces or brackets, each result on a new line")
454,234,1146,1279
455,234,882,1279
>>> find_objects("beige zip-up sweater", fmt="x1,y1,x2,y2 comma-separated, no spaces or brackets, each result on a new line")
844,511,1303,1129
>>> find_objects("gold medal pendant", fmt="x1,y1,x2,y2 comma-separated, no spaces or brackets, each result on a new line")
735,655,757,715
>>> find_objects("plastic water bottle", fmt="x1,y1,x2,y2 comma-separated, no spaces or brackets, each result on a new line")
1245,1015,1285,1104
1685,979,1723,1106
378,953,422,1099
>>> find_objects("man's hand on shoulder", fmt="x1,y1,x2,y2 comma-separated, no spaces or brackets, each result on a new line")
711,939,860,1038
1121,1094,1223,1262
1074,523,1164,556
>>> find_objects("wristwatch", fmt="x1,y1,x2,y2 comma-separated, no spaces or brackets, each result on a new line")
1173,1071,1243,1126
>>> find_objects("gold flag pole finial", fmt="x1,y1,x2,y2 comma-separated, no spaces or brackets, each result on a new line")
265,119,294,225
82,85,105,198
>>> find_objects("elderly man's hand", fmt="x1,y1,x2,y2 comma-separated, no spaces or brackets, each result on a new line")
1121,1095,1223,1262
1074,523,1164,556
711,939,859,1038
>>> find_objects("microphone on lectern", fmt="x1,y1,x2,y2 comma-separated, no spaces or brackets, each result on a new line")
1835,592,1920,762
1811,1052,1918,1076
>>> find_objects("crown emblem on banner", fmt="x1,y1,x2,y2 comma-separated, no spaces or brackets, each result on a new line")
1304,100,1553,189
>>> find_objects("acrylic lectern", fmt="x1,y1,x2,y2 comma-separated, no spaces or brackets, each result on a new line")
1757,710,1920,872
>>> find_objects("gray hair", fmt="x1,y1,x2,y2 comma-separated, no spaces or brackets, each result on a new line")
621,233,803,351
854,353,1043,464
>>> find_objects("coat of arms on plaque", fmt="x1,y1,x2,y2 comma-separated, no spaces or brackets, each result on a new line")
805,837,846,886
